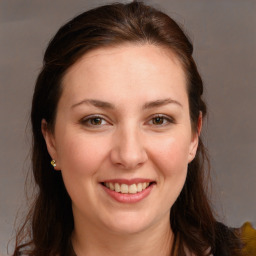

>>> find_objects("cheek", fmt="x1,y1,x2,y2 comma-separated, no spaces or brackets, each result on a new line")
56,132,109,177
149,134,191,176
55,134,110,209
151,136,190,205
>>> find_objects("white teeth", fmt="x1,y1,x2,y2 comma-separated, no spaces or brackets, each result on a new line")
129,184,137,194
137,183,142,192
114,183,121,192
120,184,129,193
104,182,151,194
109,183,115,191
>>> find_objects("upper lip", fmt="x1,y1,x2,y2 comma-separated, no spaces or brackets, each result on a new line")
100,178,155,185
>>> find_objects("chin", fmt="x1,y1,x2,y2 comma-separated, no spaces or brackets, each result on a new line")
107,222,148,235
101,211,158,235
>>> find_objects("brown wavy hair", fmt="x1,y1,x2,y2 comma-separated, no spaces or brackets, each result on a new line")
13,1,242,255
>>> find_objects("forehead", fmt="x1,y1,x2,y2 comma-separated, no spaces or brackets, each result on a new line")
60,44,187,107
62,44,186,83
77,43,183,66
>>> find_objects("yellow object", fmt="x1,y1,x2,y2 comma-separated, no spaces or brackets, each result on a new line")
51,159,56,167
241,222,256,255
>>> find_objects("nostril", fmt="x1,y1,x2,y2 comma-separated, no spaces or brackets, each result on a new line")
109,139,148,170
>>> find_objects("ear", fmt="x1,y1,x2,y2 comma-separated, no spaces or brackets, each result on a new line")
188,112,202,163
41,119,60,170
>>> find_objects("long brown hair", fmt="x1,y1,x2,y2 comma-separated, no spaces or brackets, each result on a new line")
13,1,241,255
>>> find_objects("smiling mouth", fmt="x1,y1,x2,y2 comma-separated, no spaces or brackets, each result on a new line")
102,182,155,194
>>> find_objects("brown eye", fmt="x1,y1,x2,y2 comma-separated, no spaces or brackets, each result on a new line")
152,116,164,125
81,115,108,127
90,117,103,125
148,114,174,127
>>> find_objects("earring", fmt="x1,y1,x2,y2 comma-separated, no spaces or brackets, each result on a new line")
51,159,56,167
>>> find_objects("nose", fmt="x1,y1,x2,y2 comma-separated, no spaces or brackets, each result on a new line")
110,125,148,170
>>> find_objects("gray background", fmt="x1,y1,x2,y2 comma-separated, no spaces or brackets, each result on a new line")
0,0,255,255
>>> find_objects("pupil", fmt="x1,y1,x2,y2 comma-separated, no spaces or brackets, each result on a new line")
154,117,163,125
92,118,102,125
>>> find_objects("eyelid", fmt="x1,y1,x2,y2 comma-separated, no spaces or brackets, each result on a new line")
147,114,175,126
80,113,174,128
80,114,111,127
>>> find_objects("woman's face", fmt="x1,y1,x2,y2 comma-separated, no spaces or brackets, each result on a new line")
43,44,199,235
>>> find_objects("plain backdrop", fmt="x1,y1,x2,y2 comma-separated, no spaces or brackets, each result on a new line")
0,0,255,255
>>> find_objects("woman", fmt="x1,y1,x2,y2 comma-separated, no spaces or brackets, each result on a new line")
13,1,242,255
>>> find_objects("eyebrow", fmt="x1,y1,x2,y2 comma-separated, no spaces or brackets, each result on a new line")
71,99,114,109
71,98,182,110
142,98,183,109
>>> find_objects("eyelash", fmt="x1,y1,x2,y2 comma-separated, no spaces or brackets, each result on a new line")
80,114,174,128
148,114,175,126
80,115,109,127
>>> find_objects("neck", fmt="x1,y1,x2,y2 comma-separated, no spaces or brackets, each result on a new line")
71,214,174,256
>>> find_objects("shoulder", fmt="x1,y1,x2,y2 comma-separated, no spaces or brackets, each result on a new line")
241,222,256,255
212,221,256,256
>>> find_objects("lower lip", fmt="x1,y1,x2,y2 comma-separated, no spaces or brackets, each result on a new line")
101,184,154,203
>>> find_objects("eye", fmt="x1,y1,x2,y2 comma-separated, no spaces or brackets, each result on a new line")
152,116,165,125
80,115,109,127
148,114,174,126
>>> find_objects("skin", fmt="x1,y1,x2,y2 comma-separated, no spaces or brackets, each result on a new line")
42,44,201,256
